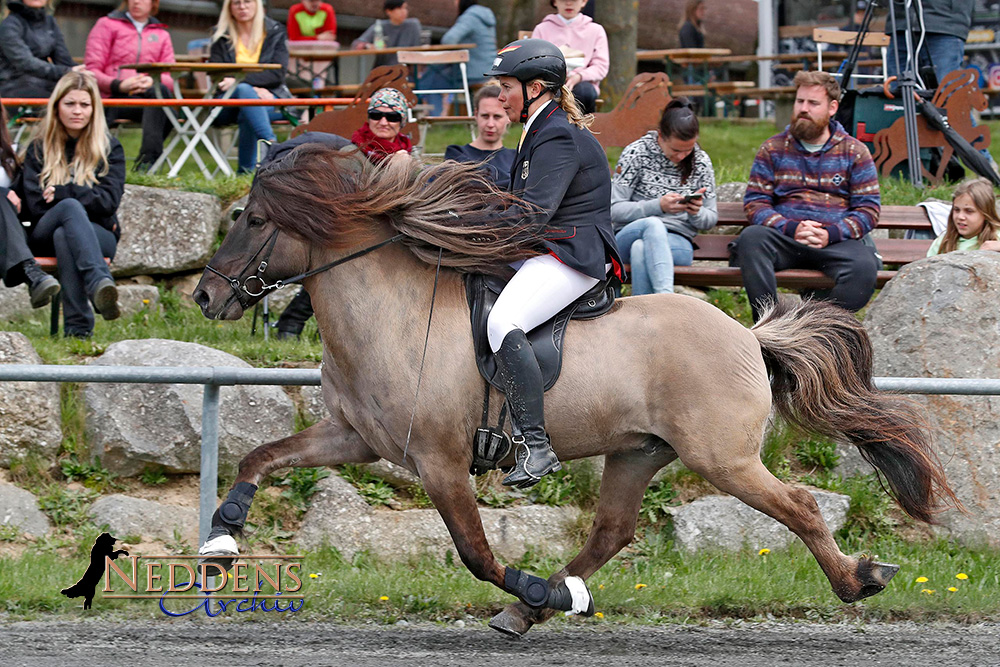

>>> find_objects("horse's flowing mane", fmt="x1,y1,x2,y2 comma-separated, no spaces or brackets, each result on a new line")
251,144,547,274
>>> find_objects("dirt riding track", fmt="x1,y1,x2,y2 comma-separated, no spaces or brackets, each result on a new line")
1,620,998,666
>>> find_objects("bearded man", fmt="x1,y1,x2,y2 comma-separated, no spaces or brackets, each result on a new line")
730,70,881,321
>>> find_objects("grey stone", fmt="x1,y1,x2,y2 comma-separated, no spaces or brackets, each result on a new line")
0,481,50,537
865,252,1000,546
300,384,329,425
113,185,221,277
297,475,580,560
0,332,62,467
834,442,875,478
672,490,850,552
0,284,33,323
115,284,160,318
364,460,420,488
164,273,203,303
715,181,747,203
85,339,294,476
89,494,198,545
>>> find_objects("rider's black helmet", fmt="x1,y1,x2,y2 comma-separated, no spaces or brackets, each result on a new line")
485,39,567,122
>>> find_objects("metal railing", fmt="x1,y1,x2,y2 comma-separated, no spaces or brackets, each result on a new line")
1,364,998,548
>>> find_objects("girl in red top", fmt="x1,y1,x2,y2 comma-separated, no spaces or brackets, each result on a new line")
287,0,337,41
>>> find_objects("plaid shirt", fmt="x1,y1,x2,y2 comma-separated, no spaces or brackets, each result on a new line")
743,120,880,244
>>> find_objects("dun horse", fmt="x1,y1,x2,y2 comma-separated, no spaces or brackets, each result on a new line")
193,145,957,637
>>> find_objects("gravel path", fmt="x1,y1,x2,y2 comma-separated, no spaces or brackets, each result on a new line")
1,619,998,666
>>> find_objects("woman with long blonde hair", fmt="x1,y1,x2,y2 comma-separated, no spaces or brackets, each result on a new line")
19,71,124,338
927,178,1000,256
209,0,288,173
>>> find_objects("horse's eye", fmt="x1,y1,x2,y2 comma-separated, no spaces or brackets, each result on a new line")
248,216,266,228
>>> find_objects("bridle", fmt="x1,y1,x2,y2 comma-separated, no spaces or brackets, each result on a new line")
204,225,405,311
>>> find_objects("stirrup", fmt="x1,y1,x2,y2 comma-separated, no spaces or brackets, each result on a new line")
501,435,561,489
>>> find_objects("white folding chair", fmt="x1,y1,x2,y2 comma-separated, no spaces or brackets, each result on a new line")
397,49,474,118
812,28,890,85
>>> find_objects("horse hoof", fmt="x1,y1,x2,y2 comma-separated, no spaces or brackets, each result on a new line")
488,609,532,639
842,556,900,602
198,534,239,572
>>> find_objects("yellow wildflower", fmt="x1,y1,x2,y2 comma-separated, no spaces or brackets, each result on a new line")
956,573,969,580
759,548,770,556
915,576,928,583
598,584,604,590
634,583,647,590
594,612,604,619
378,595,389,601
920,589,935,594
947,587,958,592
142,299,150,304
308,573,320,579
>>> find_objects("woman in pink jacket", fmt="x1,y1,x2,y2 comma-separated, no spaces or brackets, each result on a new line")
530,0,608,114
84,0,175,170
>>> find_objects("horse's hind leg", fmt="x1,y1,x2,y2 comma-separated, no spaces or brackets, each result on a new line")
490,441,678,638
696,455,898,603
199,414,377,567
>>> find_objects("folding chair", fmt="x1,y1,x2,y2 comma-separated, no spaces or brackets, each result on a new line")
812,28,890,86
397,49,474,119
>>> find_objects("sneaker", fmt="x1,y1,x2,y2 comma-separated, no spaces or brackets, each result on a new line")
92,278,120,321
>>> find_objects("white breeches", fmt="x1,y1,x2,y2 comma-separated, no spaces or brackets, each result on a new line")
487,253,601,353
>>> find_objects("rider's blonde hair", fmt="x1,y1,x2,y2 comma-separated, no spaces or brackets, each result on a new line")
213,0,266,53
529,79,594,130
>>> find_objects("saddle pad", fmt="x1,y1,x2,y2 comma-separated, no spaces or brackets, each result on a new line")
466,273,616,392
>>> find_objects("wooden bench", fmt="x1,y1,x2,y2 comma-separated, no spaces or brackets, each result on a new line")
627,202,933,290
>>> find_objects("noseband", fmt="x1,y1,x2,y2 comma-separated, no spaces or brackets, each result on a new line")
204,227,406,311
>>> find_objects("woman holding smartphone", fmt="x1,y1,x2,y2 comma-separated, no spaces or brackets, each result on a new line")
611,98,717,295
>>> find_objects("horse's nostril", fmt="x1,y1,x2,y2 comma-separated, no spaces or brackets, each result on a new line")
193,289,210,310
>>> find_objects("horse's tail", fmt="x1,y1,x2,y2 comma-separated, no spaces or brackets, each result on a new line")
750,299,962,524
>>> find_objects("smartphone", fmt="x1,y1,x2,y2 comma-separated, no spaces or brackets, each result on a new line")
680,192,704,204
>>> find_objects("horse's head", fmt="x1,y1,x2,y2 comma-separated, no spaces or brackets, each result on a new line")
193,144,374,320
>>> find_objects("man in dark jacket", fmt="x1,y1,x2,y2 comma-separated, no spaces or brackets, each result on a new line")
0,0,79,98
886,0,974,85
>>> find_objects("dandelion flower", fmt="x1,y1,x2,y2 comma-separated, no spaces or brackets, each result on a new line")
308,573,320,579
915,576,928,583
598,584,604,590
142,299,150,305
920,589,935,594
594,612,604,619
956,573,969,580
634,583,647,590
378,595,389,601
759,548,770,556
947,587,958,592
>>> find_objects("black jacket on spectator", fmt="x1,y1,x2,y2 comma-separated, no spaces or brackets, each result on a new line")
209,17,289,92
18,137,127,240
678,21,704,49
0,0,75,97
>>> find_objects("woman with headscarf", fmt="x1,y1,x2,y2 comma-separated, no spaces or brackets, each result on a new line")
350,87,413,164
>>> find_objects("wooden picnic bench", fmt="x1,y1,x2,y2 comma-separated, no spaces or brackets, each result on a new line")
655,202,933,289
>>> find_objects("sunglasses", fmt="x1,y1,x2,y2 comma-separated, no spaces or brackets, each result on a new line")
368,110,403,123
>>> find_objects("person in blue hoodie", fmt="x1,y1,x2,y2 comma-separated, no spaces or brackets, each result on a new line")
422,0,497,114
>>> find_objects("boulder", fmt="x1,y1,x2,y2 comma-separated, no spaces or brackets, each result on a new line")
89,494,198,545
116,284,160,318
300,384,328,425
0,284,33,323
0,332,62,467
672,490,850,552
0,481,49,537
715,181,747,203
865,252,1000,546
297,475,579,560
112,185,221,277
84,339,294,476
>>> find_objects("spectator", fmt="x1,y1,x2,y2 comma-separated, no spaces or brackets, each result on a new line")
0,0,81,99
209,0,288,174
530,0,609,114
444,84,514,189
18,72,124,338
611,98,717,295
678,0,706,49
732,70,881,322
287,0,337,42
276,90,414,339
442,0,497,86
886,0,973,85
926,178,1000,256
353,1,422,68
84,0,176,171
1,96,60,308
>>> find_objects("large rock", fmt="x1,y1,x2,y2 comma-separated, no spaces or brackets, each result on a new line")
116,284,161,318
300,384,328,425
715,181,747,203
113,185,221,277
865,252,1000,546
672,490,850,552
0,481,50,537
0,284,33,322
297,475,579,560
84,339,294,476
89,494,198,545
0,332,62,467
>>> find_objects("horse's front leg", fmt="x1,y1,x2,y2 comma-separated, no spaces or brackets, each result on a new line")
417,453,595,618
489,442,677,638
199,414,377,568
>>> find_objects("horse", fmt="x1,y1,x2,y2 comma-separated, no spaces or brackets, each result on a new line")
192,144,958,637
872,68,990,185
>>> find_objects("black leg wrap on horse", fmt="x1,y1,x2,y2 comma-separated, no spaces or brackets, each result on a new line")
504,567,550,608
211,482,258,537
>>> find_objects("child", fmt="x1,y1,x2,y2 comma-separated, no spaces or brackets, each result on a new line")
927,178,1000,256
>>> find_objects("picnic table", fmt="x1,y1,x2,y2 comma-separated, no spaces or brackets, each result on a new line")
287,42,476,90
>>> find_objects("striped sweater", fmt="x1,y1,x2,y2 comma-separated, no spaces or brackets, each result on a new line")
743,121,880,244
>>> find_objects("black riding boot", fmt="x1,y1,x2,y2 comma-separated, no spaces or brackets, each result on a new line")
20,259,60,309
495,329,561,488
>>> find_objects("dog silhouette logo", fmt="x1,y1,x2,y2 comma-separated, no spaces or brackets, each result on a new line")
61,533,129,610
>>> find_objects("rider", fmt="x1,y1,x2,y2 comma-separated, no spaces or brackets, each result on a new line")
485,38,622,489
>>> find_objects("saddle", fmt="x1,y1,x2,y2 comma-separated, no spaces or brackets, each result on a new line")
464,273,617,475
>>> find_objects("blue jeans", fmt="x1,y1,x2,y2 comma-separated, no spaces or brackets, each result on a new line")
887,33,964,84
213,83,281,173
615,217,694,295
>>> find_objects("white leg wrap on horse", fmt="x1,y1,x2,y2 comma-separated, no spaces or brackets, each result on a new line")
562,576,594,616
199,534,239,558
